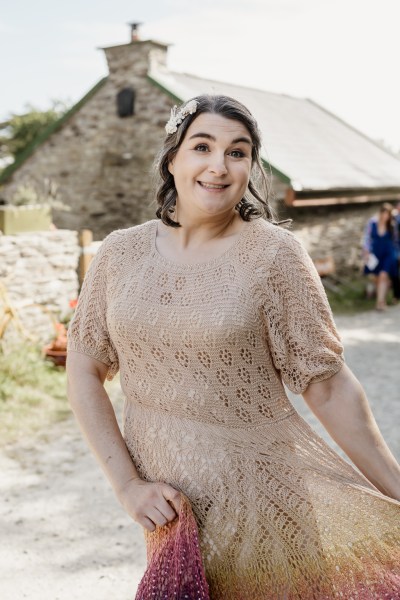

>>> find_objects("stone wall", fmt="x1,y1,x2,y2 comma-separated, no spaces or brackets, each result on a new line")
280,201,381,274
0,230,80,344
0,41,174,240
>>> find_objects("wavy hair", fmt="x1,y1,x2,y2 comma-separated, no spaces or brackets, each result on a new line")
154,94,276,227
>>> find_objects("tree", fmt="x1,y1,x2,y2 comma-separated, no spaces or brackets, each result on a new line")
0,101,70,172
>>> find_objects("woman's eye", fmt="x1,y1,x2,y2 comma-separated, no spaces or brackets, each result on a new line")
229,150,245,158
194,144,209,152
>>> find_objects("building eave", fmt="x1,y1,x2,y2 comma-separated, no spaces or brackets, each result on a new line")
285,186,400,207
261,159,292,186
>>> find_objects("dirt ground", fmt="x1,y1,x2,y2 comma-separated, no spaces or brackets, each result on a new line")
1,306,399,600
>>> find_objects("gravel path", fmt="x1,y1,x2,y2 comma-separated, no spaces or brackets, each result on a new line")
1,306,399,600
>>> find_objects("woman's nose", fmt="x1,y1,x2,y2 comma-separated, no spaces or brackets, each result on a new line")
208,154,228,176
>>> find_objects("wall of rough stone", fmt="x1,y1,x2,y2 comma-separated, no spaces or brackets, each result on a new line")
279,201,382,274
0,41,174,240
0,230,80,344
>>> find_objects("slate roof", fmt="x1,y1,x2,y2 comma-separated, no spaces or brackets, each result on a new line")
149,69,400,192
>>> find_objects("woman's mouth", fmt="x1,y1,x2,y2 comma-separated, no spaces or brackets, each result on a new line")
198,181,229,190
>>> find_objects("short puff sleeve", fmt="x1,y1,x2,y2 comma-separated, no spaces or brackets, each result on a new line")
260,233,344,394
67,232,119,380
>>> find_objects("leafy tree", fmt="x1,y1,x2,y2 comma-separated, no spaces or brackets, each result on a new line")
0,101,70,169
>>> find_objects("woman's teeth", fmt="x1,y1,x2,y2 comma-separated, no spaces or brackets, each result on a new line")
199,182,227,189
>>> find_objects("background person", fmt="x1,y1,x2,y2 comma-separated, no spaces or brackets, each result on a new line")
363,203,398,309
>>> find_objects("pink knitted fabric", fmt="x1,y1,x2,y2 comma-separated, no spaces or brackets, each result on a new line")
135,494,210,600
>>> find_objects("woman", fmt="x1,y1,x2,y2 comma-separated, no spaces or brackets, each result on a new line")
67,95,400,599
363,203,398,310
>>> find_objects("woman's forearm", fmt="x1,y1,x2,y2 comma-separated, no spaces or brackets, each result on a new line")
67,353,140,497
303,365,400,500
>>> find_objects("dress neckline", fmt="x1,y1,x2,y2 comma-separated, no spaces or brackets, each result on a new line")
149,218,258,271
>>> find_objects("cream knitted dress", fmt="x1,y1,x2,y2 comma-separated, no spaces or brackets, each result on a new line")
68,218,400,599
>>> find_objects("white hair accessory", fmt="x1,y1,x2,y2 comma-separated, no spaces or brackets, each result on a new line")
165,100,198,135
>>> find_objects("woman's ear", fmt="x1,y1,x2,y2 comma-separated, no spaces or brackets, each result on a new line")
168,161,174,176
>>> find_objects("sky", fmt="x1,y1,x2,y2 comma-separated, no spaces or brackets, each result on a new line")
1,0,400,151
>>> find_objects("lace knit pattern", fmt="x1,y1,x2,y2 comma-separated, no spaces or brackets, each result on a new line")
136,493,210,600
68,218,400,599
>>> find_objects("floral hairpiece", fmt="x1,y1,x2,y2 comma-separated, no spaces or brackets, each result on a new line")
165,100,198,135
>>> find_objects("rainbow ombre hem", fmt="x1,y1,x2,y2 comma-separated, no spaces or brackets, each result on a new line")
135,494,210,600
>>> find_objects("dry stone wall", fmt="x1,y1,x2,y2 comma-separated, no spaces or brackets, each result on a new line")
0,230,80,344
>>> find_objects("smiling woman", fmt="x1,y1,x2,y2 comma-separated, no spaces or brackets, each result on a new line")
67,94,400,599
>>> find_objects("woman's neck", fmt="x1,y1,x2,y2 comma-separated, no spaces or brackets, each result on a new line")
169,209,241,250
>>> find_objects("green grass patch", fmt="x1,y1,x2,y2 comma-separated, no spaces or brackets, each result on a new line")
323,275,391,314
0,344,69,445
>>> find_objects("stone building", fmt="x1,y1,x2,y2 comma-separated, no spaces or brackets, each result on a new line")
2,23,400,272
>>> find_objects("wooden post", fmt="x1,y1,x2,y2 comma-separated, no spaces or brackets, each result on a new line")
78,229,93,286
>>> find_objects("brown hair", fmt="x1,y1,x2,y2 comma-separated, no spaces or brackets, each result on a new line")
379,202,394,235
154,94,276,228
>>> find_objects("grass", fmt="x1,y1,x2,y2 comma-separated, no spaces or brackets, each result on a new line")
0,343,120,447
0,344,69,445
324,275,376,314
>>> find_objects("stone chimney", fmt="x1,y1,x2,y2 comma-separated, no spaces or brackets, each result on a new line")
129,22,141,42
100,23,169,85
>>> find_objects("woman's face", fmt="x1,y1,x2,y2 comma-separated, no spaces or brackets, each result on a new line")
168,113,252,219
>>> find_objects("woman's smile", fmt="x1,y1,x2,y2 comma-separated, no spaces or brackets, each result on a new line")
197,181,230,192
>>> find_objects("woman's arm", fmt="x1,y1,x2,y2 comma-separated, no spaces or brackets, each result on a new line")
302,363,400,500
66,350,180,531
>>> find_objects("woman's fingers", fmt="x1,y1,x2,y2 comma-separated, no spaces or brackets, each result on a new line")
141,516,157,532
162,485,182,514
117,479,182,529
147,507,169,527
142,504,176,531
144,486,181,528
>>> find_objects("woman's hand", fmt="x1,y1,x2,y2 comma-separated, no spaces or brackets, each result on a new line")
117,478,182,532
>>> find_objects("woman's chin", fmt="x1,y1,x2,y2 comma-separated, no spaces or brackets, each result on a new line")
195,199,237,216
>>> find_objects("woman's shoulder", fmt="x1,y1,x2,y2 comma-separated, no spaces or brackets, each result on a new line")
250,217,303,258
101,219,155,254
247,218,319,292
